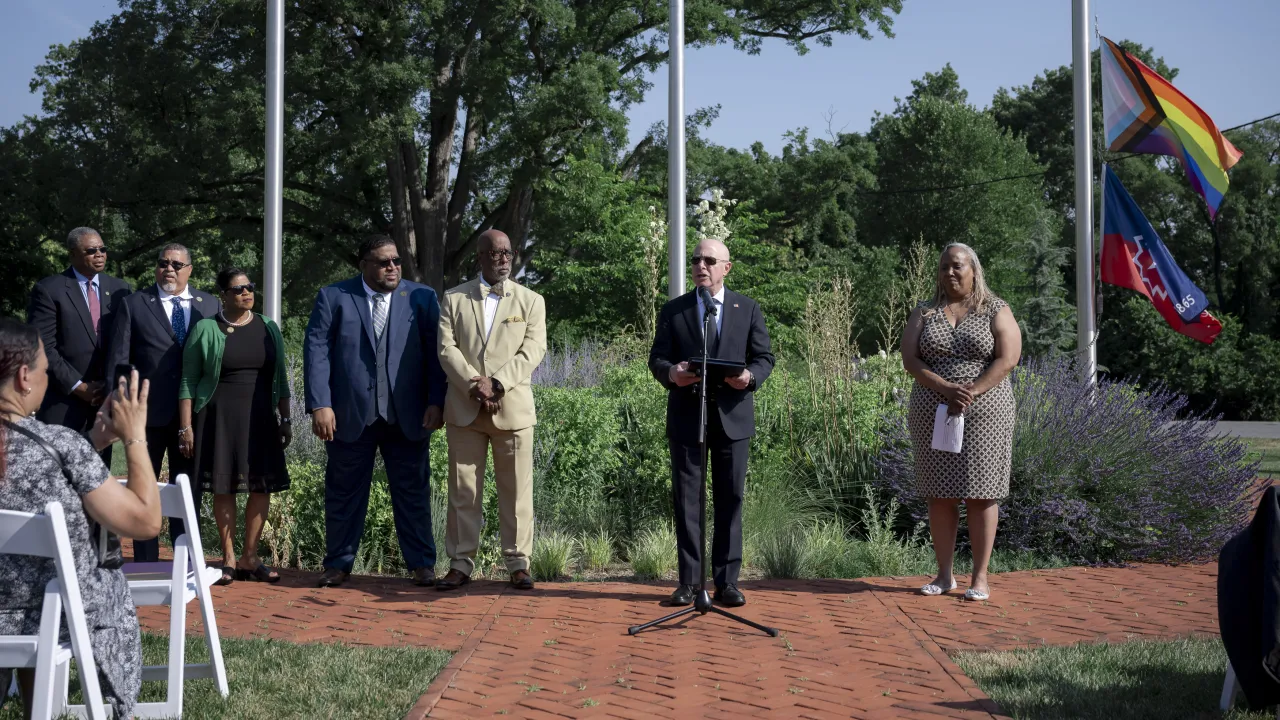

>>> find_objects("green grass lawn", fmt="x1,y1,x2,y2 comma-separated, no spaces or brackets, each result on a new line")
1245,438,1280,478
955,636,1274,720
0,633,451,720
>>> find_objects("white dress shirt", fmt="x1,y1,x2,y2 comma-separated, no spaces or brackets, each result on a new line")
362,279,394,321
482,288,502,340
157,285,194,333
696,285,725,336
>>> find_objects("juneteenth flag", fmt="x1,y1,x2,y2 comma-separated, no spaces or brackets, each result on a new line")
1100,165,1222,344
1100,36,1243,218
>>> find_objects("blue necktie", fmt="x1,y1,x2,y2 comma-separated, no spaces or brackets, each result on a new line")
170,297,187,345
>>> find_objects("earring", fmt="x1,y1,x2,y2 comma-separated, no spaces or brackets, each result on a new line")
21,388,31,397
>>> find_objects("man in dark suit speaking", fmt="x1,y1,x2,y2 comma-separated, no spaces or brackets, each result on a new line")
649,238,775,608
28,227,132,439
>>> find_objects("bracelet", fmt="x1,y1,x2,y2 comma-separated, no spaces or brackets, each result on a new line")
280,417,292,425
123,438,147,448
178,426,193,435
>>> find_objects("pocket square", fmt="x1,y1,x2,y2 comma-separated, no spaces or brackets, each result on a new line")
504,315,525,323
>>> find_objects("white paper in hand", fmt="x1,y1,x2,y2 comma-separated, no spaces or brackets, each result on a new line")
931,403,964,453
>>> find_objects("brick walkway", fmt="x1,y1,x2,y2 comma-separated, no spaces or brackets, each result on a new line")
135,562,1221,719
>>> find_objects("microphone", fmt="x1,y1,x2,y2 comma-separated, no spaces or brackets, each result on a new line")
698,286,717,316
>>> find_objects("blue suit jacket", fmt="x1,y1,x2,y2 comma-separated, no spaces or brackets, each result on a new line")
303,276,447,444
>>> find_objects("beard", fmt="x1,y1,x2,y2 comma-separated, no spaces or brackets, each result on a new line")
160,281,178,294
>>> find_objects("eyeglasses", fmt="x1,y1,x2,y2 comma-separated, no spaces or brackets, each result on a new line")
365,256,402,269
81,246,107,256
156,260,190,271
225,283,256,295
485,249,514,261
690,256,724,267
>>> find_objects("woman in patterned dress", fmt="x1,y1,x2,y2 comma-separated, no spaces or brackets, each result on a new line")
0,317,162,718
901,244,1022,601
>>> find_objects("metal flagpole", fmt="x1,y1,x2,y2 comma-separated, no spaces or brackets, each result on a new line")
667,0,686,299
1072,0,1097,385
263,0,284,325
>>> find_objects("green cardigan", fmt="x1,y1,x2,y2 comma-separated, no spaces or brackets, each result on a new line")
179,313,291,415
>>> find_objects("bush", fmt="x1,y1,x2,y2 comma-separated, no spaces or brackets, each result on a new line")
577,529,614,571
530,529,576,582
628,524,677,580
876,357,1261,564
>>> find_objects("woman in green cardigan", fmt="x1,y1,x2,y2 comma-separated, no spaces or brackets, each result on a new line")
177,268,291,585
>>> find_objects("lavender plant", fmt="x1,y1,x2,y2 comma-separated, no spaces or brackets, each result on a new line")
876,357,1262,564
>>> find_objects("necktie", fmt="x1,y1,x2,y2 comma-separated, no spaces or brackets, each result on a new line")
482,280,504,297
372,293,387,341
86,281,100,336
705,299,720,356
170,297,187,346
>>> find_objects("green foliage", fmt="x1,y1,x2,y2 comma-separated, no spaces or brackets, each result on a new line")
529,386,622,531
530,529,576,582
1018,209,1075,358
577,529,615,571
628,523,677,581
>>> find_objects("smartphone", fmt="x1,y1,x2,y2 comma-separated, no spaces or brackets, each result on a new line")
113,363,136,396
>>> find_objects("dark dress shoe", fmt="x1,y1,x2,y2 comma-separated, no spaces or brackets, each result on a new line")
411,567,435,587
510,569,534,590
317,568,349,588
435,568,472,591
668,584,696,606
715,584,746,607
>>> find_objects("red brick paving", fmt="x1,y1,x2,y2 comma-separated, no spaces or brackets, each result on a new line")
133,561,1221,719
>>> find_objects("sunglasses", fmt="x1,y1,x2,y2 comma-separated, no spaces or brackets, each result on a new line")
225,283,256,295
81,246,108,256
690,256,723,267
156,260,190,271
485,249,514,261
365,256,402,269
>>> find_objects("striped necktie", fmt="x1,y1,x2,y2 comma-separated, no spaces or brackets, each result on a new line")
372,293,387,340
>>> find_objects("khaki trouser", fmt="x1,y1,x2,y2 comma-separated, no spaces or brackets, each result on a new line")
444,411,534,575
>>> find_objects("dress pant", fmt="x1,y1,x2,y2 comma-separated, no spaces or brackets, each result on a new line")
444,412,534,575
669,406,748,588
132,420,199,562
323,419,435,573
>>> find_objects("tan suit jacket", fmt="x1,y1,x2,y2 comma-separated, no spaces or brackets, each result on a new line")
438,277,547,430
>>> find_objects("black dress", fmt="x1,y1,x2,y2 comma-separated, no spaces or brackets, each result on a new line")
193,316,290,494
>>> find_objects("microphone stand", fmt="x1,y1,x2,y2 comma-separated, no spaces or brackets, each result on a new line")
628,296,777,637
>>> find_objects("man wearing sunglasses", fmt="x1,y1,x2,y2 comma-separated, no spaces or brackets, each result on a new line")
304,235,448,589
649,238,775,608
436,229,546,592
107,243,221,561
27,227,133,445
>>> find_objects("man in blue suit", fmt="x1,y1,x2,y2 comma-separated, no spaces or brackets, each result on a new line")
304,235,447,588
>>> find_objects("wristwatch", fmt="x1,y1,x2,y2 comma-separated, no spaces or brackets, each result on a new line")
490,378,505,397
280,417,292,425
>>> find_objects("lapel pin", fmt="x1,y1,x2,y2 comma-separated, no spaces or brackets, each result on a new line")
196,297,203,302
733,303,739,308
400,290,407,296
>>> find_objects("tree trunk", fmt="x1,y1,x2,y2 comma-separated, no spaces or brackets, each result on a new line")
419,87,459,293
385,148,420,282
401,138,431,286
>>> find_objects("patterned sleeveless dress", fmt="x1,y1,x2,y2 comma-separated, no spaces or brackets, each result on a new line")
907,299,1015,499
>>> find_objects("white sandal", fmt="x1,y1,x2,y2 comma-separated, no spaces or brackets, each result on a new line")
964,587,990,601
920,579,958,596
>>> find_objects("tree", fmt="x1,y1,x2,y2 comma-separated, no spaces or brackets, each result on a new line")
1018,209,1074,357
3,0,905,320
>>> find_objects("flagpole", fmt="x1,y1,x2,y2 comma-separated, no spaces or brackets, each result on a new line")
1096,162,1106,336
1072,0,1097,385
667,0,686,299
263,0,284,326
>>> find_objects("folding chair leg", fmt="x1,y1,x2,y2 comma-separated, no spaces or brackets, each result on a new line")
1220,662,1239,711
163,543,190,718
52,658,70,716
195,562,229,696
31,588,63,720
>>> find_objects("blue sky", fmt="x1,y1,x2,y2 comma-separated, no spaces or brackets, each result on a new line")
4,0,1278,154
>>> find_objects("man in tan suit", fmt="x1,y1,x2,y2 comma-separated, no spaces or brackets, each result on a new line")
436,229,547,590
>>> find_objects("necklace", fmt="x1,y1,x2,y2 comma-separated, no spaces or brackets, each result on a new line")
219,311,252,333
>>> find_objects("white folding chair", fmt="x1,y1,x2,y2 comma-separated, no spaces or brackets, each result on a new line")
0,502,109,720
1221,662,1280,718
113,474,228,718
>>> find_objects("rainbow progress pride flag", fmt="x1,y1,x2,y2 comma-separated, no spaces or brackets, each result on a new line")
1100,37,1242,218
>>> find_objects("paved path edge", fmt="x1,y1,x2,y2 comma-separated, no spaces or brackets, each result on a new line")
405,589,510,720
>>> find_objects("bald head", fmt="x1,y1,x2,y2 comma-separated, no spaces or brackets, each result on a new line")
477,229,514,284
691,239,732,294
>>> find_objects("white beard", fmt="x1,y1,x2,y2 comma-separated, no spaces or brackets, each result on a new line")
160,281,178,294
